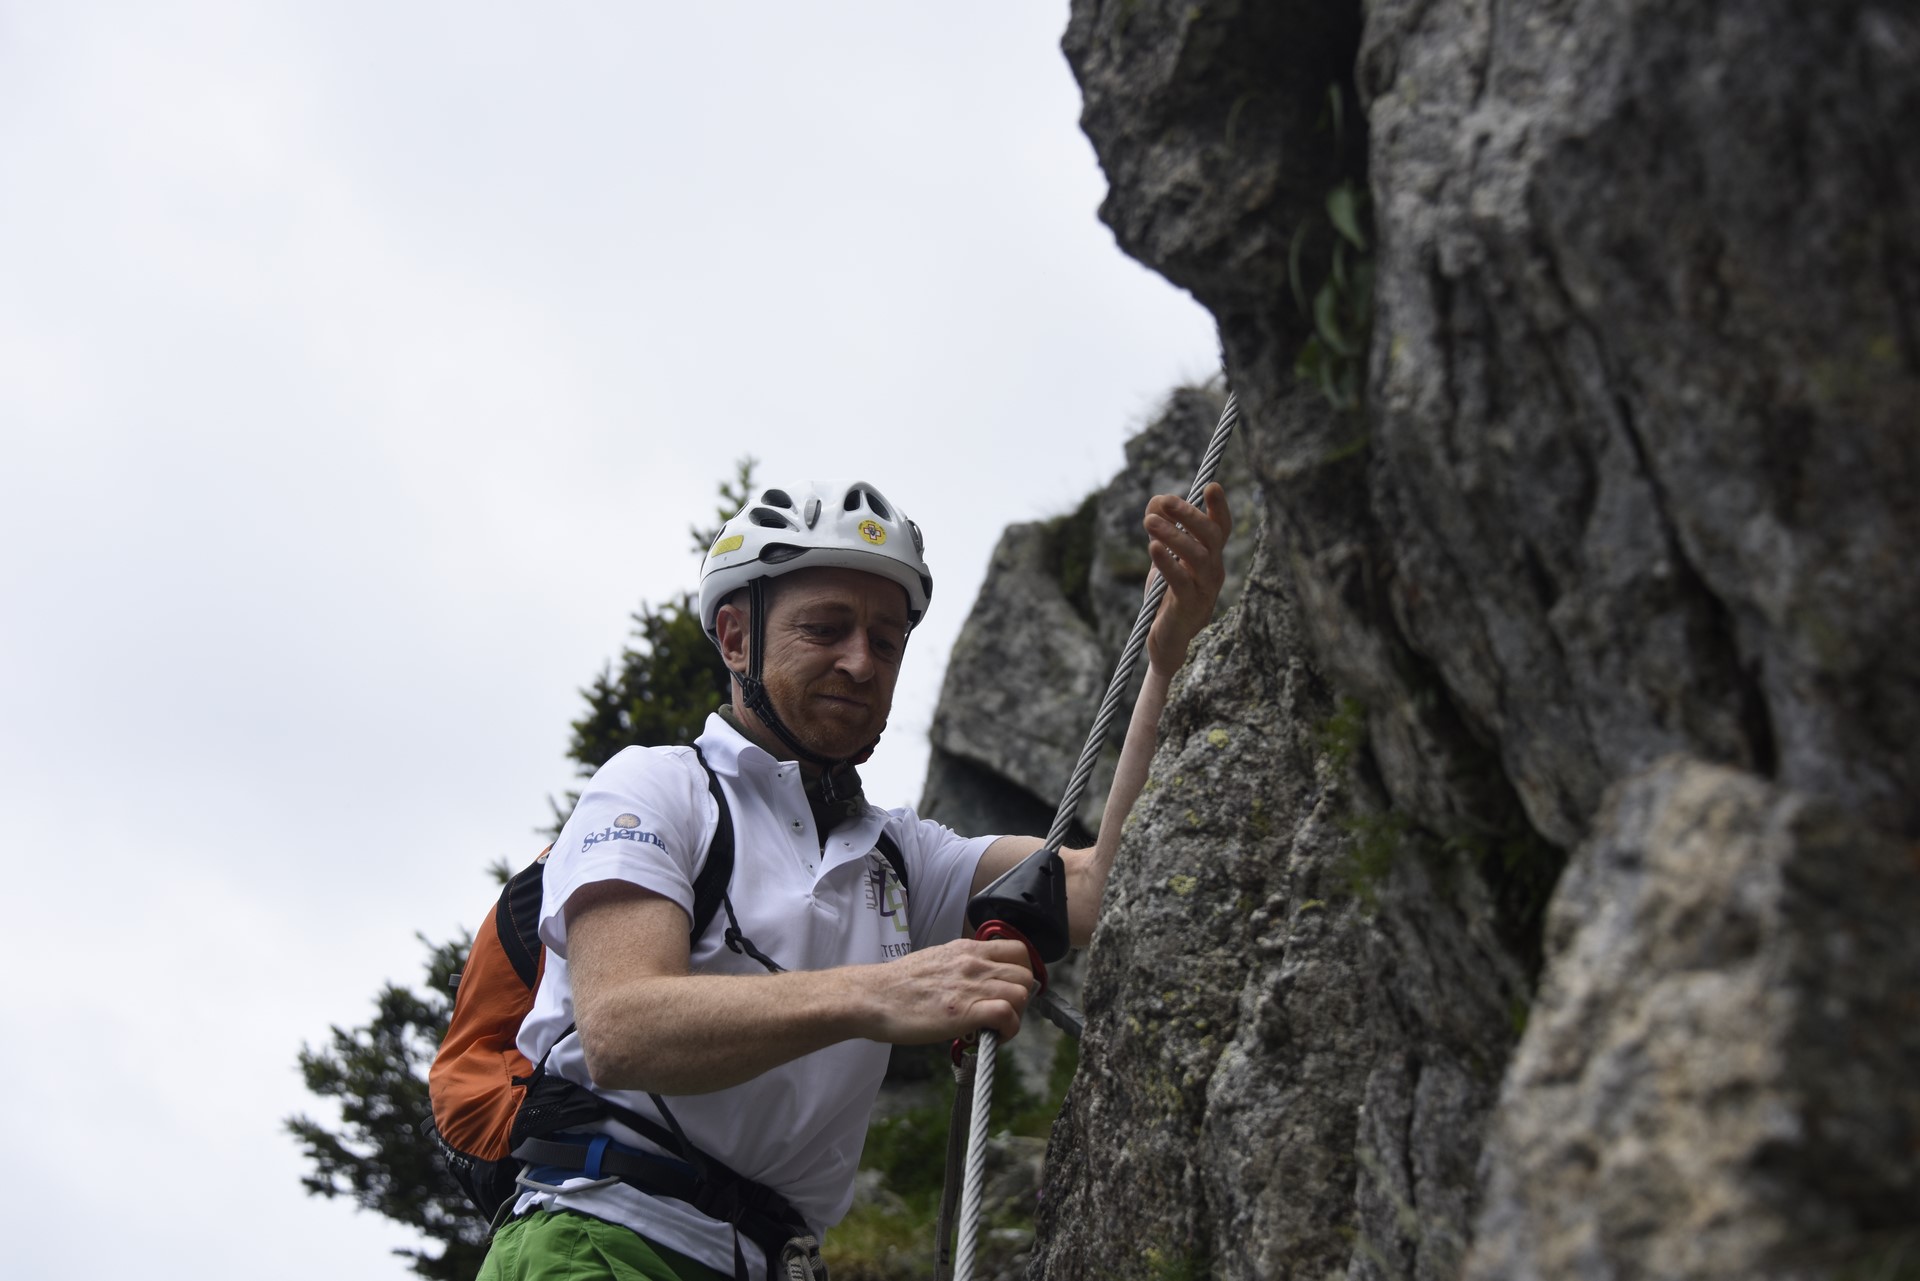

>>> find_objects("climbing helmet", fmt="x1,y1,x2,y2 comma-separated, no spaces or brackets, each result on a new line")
698,480,932,639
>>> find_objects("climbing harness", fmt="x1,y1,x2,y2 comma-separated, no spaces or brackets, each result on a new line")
938,391,1242,1281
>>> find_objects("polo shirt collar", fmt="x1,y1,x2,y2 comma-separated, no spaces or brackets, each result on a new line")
696,711,771,780
696,713,883,860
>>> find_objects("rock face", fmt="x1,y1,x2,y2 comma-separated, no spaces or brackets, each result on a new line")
919,385,1256,844
1466,757,1920,1281
1029,535,1530,1280
1357,0,1920,848
925,1,1919,1276
919,386,1256,1095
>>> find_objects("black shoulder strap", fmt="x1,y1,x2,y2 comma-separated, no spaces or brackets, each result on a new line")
493,848,551,991
876,831,908,896
496,748,734,991
687,745,735,945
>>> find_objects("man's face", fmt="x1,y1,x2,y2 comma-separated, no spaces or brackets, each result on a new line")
734,567,911,759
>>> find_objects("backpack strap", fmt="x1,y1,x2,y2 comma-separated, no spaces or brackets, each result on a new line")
492,746,735,990
876,831,907,895
720,826,910,976
508,753,897,982
493,847,551,990
687,745,735,945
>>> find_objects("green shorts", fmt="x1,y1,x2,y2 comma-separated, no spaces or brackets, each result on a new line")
476,1208,727,1281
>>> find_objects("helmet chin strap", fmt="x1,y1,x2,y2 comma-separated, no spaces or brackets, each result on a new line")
732,578,878,807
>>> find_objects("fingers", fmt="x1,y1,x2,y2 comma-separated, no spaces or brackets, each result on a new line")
1147,539,1198,599
973,997,1024,1042
1139,485,1233,673
945,982,1028,1046
1143,491,1229,571
962,940,1035,1040
976,937,1038,977
875,939,1032,1045
1144,492,1228,598
1203,482,1233,541
958,941,1032,1039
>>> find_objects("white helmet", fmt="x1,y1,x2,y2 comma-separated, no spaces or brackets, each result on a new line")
698,480,933,639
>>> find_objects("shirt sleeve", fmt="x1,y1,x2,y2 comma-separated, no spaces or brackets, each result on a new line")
885,807,999,948
539,745,715,956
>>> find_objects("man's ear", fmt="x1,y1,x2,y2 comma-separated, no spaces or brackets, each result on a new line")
713,600,751,675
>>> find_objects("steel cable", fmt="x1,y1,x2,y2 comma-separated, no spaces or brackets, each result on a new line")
949,1030,996,1281
951,390,1240,1281
1042,390,1239,852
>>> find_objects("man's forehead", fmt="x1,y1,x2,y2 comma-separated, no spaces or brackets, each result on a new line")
773,567,910,621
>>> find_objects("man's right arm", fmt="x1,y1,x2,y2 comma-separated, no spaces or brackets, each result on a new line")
565,879,1034,1095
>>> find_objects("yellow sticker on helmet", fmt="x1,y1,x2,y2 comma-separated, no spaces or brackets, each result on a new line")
858,520,887,546
712,534,745,556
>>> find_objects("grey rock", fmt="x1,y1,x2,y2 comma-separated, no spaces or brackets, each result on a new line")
917,388,1256,1104
1467,757,1920,1280
920,385,1256,844
1001,0,1920,1277
1029,526,1528,1281
984,1134,1048,1224
1360,0,1920,846
1086,386,1258,662
921,515,1116,841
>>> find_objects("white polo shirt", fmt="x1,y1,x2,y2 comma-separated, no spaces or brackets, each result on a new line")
513,714,995,1273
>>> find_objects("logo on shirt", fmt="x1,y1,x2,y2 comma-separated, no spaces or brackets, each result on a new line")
580,820,668,854
864,855,909,934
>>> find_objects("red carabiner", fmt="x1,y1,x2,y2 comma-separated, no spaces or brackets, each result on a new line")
948,919,1048,1066
971,918,1048,993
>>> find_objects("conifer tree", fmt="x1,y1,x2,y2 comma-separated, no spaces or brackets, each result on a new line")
287,461,755,1277
287,936,483,1280
549,455,754,826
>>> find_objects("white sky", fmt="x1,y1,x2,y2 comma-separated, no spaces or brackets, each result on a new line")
0,5,1216,1276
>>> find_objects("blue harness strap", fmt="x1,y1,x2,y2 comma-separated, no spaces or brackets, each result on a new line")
582,1134,612,1180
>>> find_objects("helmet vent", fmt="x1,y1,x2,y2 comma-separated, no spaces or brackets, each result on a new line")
750,508,798,530
759,543,806,564
843,485,892,520
761,489,794,510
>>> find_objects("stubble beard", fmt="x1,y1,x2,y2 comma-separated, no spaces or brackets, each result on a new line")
760,666,888,761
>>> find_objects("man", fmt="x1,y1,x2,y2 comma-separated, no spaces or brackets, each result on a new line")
480,477,1231,1281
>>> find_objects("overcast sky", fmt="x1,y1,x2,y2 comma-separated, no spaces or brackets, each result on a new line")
0,5,1217,1276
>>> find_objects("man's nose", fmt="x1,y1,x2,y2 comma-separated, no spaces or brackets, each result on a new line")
835,633,875,681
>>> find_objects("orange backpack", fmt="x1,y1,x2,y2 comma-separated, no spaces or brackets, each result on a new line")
425,751,739,1218
425,750,907,1222
424,845,555,1216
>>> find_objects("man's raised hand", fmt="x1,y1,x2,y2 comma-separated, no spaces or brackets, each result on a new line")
1143,482,1233,675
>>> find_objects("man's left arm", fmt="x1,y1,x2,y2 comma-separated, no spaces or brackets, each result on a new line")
971,482,1233,947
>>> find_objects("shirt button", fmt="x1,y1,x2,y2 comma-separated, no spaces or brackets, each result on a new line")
792,820,804,831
